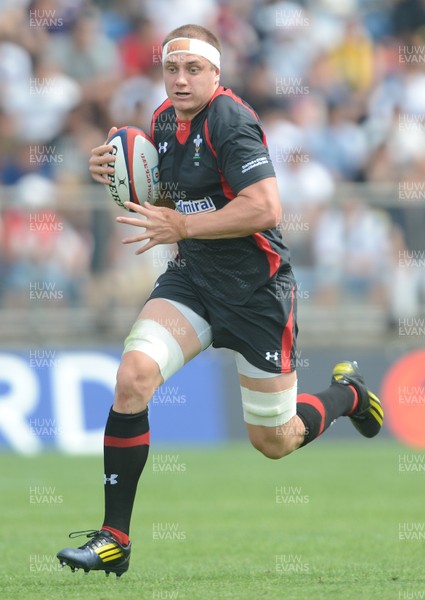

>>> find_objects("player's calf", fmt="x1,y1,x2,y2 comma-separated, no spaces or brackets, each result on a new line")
247,416,305,459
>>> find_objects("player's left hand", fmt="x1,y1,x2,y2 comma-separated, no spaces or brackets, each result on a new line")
116,201,187,255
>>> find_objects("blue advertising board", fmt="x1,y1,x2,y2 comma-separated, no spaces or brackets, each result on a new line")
1,345,424,453
0,349,228,454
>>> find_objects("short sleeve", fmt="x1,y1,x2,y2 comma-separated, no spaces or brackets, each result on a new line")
209,95,276,195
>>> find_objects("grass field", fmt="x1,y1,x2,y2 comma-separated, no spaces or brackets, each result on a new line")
1,441,424,600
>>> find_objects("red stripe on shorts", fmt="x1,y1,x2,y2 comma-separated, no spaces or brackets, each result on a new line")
281,285,295,372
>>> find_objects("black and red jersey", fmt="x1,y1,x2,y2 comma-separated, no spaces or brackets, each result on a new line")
150,86,291,304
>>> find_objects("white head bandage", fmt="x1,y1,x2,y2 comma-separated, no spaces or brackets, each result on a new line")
162,37,220,70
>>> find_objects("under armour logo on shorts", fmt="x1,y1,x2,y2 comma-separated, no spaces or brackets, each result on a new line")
104,474,118,485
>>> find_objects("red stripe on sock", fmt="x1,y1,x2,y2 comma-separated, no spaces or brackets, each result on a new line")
297,393,326,435
104,431,150,448
101,526,129,546
346,385,359,416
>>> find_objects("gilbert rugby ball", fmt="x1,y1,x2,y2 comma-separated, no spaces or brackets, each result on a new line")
105,126,159,210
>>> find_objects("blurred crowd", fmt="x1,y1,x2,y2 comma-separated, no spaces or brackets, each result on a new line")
0,0,425,325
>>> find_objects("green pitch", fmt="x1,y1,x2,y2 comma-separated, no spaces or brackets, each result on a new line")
1,441,423,600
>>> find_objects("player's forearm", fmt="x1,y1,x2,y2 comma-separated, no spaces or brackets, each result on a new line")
184,185,281,240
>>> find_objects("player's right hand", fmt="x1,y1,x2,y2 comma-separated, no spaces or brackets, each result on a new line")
89,126,118,185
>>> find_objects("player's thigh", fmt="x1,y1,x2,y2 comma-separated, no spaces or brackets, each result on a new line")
140,298,205,362
116,298,212,409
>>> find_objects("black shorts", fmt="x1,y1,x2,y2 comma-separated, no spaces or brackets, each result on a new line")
148,262,298,374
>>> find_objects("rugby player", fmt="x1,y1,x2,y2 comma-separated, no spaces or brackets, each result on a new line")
57,24,384,577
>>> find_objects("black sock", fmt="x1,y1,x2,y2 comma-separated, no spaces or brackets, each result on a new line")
102,407,150,544
296,384,358,447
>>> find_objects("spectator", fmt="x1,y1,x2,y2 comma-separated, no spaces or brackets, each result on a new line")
388,222,425,326
0,143,54,185
342,199,392,304
118,17,162,78
311,202,345,304
273,145,335,267
2,174,91,307
391,0,425,37
307,100,369,181
43,7,121,103
2,55,81,143
328,18,375,92
108,71,163,132
143,0,218,36
312,199,393,306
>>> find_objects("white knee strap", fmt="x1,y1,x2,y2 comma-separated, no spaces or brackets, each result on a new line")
241,381,297,427
123,319,184,382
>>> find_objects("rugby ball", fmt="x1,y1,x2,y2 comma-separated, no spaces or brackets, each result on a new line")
105,126,159,210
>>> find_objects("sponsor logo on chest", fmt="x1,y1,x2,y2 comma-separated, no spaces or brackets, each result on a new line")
175,196,216,214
